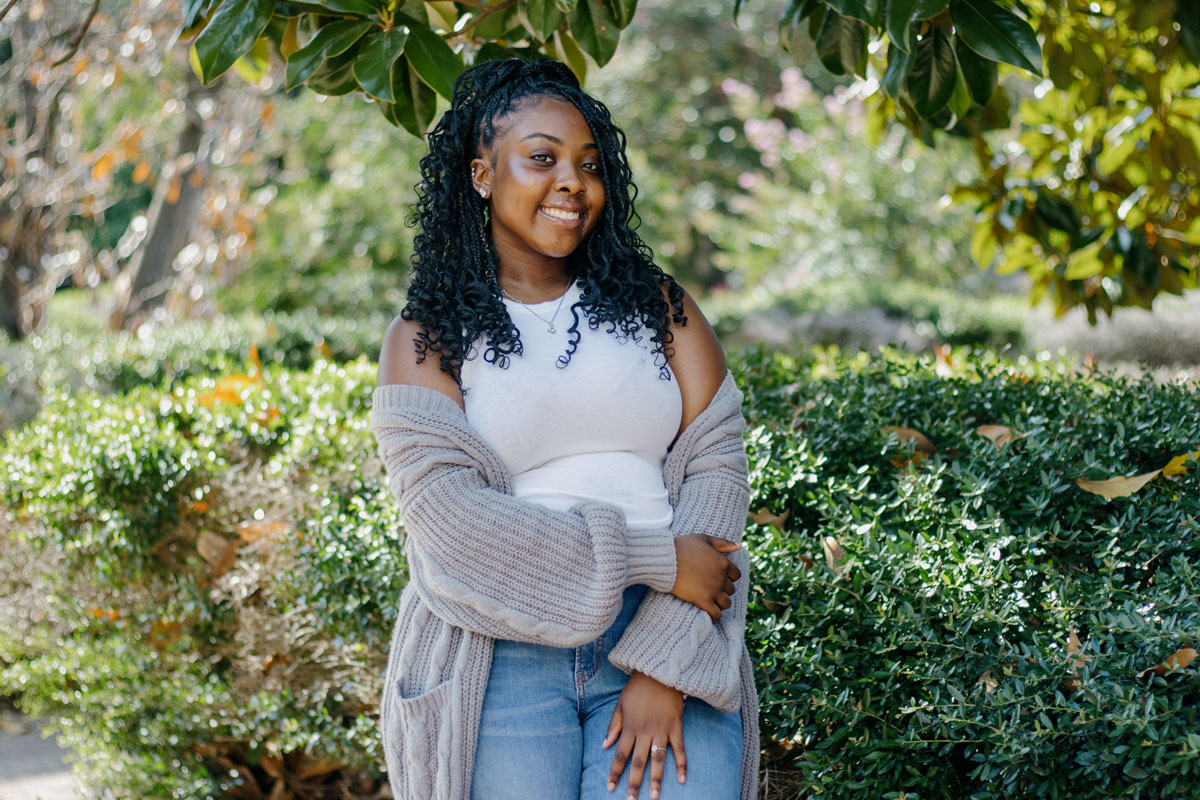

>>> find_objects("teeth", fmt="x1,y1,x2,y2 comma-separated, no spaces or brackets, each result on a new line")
541,206,580,220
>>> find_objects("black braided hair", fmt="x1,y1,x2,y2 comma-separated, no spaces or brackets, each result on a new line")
399,57,687,383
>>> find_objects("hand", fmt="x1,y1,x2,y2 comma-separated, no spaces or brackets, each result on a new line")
602,671,687,800
671,534,741,622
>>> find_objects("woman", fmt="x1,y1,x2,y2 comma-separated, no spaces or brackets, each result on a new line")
370,58,758,800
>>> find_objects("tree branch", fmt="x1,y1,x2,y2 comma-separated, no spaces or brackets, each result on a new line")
0,0,21,25
51,0,101,67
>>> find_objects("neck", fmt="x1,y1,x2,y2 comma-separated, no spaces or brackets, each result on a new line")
497,265,575,303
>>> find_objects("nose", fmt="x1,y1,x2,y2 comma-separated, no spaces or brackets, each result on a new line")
554,162,585,195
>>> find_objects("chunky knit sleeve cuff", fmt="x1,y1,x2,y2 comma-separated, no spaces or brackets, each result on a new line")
623,527,677,593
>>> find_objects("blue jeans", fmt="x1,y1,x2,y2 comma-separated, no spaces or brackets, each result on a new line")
469,584,742,800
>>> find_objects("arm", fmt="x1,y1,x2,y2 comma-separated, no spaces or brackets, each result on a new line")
372,317,678,647
607,289,751,712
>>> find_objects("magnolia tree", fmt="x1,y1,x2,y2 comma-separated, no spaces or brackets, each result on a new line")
180,0,1198,320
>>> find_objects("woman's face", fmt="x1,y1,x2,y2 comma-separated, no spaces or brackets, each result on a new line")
472,95,606,272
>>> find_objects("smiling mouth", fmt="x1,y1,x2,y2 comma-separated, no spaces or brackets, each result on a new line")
539,206,582,221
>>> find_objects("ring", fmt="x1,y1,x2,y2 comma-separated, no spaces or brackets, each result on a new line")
650,745,661,753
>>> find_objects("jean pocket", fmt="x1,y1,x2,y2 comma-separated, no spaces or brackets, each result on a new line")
386,678,456,799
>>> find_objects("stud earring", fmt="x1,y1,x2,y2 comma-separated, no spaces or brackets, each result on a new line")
478,187,487,198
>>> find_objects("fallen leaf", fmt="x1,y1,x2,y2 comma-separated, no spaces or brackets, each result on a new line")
249,344,266,383
977,424,1017,447
797,554,816,572
1138,647,1198,679
977,669,999,693
91,152,114,181
1161,450,1200,477
822,536,844,576
749,508,790,530
262,651,290,675
1066,628,1086,672
290,751,341,780
196,531,238,578
1074,470,1161,499
881,426,937,455
238,519,287,543
260,753,284,781
934,344,955,377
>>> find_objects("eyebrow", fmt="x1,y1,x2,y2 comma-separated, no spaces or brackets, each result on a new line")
520,132,598,150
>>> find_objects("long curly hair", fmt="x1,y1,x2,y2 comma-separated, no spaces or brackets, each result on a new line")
399,57,686,383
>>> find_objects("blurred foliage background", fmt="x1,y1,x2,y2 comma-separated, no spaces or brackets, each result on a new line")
2,0,1200,797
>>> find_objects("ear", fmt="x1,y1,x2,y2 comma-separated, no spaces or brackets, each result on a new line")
470,156,492,199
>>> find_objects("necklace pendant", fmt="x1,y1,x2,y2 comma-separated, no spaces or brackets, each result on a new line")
547,325,556,333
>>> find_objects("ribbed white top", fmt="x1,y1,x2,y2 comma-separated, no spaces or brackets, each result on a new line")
460,281,682,529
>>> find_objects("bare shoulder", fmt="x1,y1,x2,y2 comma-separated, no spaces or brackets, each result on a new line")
376,315,464,409
660,279,727,433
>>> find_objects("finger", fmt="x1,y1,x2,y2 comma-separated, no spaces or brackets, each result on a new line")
716,592,731,610
706,603,720,623
603,705,623,749
648,739,668,800
709,536,741,552
728,562,742,582
669,719,687,785
723,577,736,596
625,736,651,800
607,733,633,792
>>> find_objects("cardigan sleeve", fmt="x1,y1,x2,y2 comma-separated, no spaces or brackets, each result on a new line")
607,373,752,712
370,383,678,648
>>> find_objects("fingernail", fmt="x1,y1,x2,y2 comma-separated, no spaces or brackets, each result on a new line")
678,772,686,783
607,781,615,791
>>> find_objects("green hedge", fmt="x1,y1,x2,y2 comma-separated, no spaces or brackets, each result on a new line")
0,307,389,438
740,347,1200,798
2,341,1198,798
0,357,403,798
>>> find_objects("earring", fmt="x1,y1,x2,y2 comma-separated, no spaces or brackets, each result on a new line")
478,187,487,198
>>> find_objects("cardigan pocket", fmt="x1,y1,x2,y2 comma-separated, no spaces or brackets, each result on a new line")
388,677,456,800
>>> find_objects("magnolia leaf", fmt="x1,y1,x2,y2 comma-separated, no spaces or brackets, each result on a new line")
353,27,409,101
570,0,620,66
400,16,463,99
749,508,790,530
285,19,373,90
519,0,565,41
815,8,867,76
882,30,918,97
554,28,588,84
822,535,845,576
905,25,956,118
949,0,1042,76
977,424,1017,447
1138,647,1198,679
1074,470,1161,499
193,0,275,84
1161,449,1200,476
955,35,997,105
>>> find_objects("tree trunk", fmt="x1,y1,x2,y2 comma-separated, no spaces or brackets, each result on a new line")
111,70,214,332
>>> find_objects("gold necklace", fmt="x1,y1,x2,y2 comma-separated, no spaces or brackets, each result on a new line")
500,278,575,334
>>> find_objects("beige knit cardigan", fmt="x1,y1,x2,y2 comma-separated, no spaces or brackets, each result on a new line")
369,370,759,800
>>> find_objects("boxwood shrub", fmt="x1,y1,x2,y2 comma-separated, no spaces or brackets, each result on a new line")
739,347,1200,798
1,341,1197,798
1,357,403,798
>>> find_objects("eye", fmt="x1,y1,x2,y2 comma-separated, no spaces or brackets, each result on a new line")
530,152,553,163
582,161,600,172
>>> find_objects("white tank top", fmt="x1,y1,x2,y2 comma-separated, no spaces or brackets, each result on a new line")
460,280,682,530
